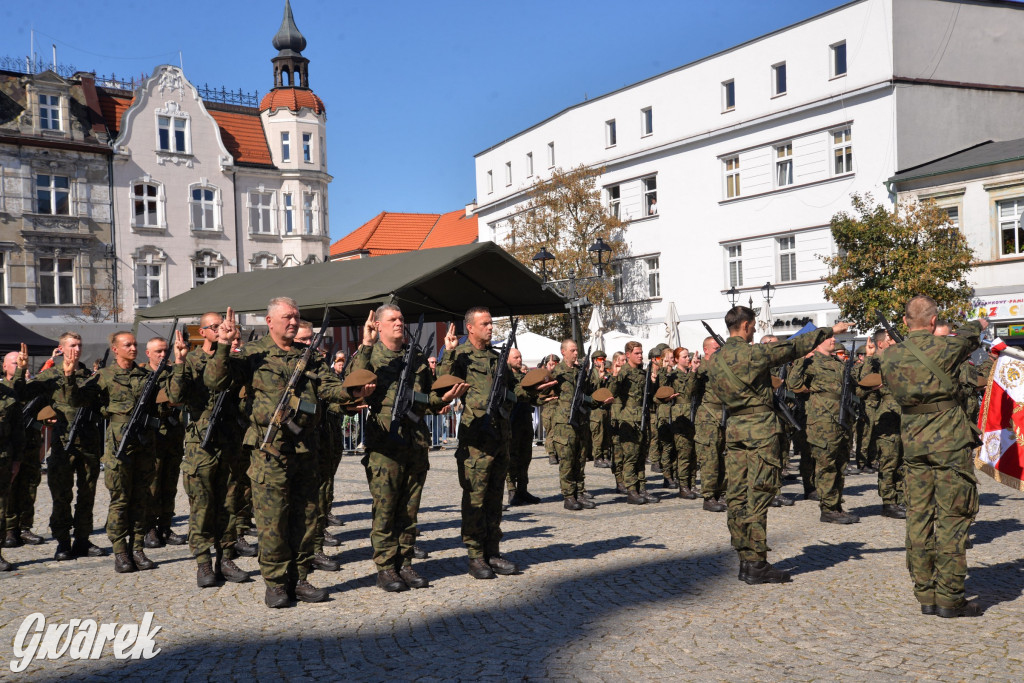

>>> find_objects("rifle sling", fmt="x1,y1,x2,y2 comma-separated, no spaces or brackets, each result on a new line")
714,355,775,415
901,339,957,395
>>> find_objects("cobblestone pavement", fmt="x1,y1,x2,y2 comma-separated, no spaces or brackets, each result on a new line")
2,445,1024,681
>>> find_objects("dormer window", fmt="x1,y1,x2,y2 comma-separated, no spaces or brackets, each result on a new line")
38,94,61,131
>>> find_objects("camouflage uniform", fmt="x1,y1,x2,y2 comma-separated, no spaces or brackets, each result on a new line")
707,329,833,563
351,341,444,571
149,392,186,536
440,341,523,559
506,370,535,498
542,401,557,462
790,394,814,495
609,380,625,489
855,380,880,470
167,346,246,565
204,336,353,590
550,360,600,498
669,369,698,491
654,369,676,479
787,352,851,512
6,419,41,536
880,321,982,611
607,364,648,494
857,356,904,506
588,365,611,465
25,364,103,548
0,374,25,555
316,400,345,552
957,360,980,426
693,367,726,503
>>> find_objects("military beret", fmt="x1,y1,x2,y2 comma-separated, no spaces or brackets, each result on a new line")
37,405,57,421
856,345,867,355
431,374,462,393
654,386,675,402
591,349,607,360
342,368,378,389
521,367,553,390
771,376,784,390
592,387,613,403
858,373,882,389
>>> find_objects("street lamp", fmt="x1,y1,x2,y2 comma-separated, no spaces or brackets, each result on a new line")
532,246,555,281
760,281,775,304
587,237,613,277
533,238,612,346
726,286,739,307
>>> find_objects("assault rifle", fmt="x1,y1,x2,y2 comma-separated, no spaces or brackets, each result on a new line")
260,309,330,459
202,329,256,450
21,396,45,432
837,355,858,430
774,362,804,432
65,348,109,450
113,319,177,462
639,360,654,436
876,312,904,344
481,317,518,433
390,313,427,439
700,321,730,429
689,372,703,423
569,345,592,428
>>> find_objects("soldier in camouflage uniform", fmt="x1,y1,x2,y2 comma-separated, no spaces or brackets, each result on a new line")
22,334,108,560
654,348,678,486
788,335,859,524
540,354,559,464
854,344,879,472
142,337,187,549
440,307,536,579
705,306,845,584
0,347,27,570
507,348,541,506
608,341,658,505
206,300,367,608
694,337,727,512
588,351,611,468
879,296,986,618
669,347,699,499
608,352,627,491
2,350,44,549
166,314,251,588
352,305,466,591
858,329,906,518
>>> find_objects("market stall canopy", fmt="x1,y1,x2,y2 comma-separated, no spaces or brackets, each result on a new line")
0,309,59,356
135,242,568,324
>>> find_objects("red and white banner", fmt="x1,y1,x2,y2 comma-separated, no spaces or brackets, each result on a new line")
975,341,1024,491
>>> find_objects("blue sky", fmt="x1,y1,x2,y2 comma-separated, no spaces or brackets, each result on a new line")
0,0,849,241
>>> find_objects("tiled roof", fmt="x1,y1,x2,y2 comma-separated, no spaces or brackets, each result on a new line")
260,87,325,114
890,138,1024,183
96,89,133,136
207,107,275,167
330,209,478,259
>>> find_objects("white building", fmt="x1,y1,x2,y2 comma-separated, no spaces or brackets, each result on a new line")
473,0,1024,349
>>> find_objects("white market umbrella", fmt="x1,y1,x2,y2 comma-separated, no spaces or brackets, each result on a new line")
665,302,681,349
587,305,605,352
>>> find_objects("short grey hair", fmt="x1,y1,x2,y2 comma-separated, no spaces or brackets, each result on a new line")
267,296,299,316
375,303,402,318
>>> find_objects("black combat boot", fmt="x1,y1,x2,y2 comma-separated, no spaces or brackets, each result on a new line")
487,555,519,575
881,504,907,519
520,490,542,505
820,508,860,525
937,602,982,618
54,540,74,561
0,553,11,572
678,486,697,500
133,550,156,570
743,560,791,585
235,537,258,556
20,529,44,545
323,533,341,547
626,490,647,505
294,579,329,603
920,604,938,616
398,565,429,589
162,528,187,545
616,479,628,494
578,491,595,501
312,552,340,572
114,552,137,574
641,490,659,504
143,528,164,549
548,454,558,465
563,496,583,511
218,558,251,583
197,561,217,588
738,560,749,582
703,498,727,512
72,539,107,557
377,568,410,592
264,585,291,608
327,513,344,527
468,558,496,579
413,545,429,559
577,496,597,510
3,530,22,548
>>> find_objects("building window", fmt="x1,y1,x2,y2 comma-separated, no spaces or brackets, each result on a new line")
157,115,188,153
303,133,312,162
724,157,740,198
249,191,275,234
831,41,847,77
998,198,1024,256
320,136,325,166
611,263,623,302
487,170,493,194
607,185,621,219
646,257,661,298
194,264,217,286
832,128,853,175
727,244,743,287
39,256,74,305
38,94,61,131
303,192,315,234
0,252,6,305
283,193,294,234
193,251,222,287
547,142,555,168
281,132,291,161
136,263,162,308
641,107,653,136
505,161,512,187
643,176,657,215
778,236,797,282
943,206,959,229
526,152,533,177
190,186,217,231
722,80,735,111
250,252,279,270
132,182,161,228
775,142,793,187
606,119,617,147
36,174,70,215
772,62,787,96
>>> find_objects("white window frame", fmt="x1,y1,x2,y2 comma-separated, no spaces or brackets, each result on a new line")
641,107,653,136
188,183,221,232
36,173,71,215
772,62,787,97
775,142,793,187
134,249,165,309
997,197,1024,257
607,185,621,219
157,114,190,154
505,161,512,187
831,127,853,176
248,190,276,235
38,93,62,132
831,41,847,78
0,250,8,305
645,256,661,299
486,170,493,194
526,152,533,178
724,157,740,199
722,80,735,112
250,251,280,271
192,250,223,287
283,192,295,234
642,176,657,216
281,132,291,162
320,136,325,166
302,132,312,163
942,206,959,229
606,119,617,147
130,180,163,229
777,235,797,282
303,192,317,235
726,244,743,288
547,141,555,168
38,255,75,306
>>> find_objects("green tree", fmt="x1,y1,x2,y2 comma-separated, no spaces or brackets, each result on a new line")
503,165,629,341
823,193,975,332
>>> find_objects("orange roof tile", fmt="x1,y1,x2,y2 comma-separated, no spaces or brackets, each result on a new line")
97,90,133,136
207,108,275,167
421,208,478,249
260,87,325,115
330,209,478,259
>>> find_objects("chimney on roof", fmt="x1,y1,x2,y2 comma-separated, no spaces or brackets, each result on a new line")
465,201,477,218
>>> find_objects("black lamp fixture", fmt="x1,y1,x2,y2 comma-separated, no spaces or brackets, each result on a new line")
727,286,739,307
532,246,555,281
587,237,613,277
761,281,775,304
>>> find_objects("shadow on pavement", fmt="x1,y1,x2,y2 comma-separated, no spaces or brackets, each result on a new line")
970,558,1024,610
774,541,902,576
969,517,1024,546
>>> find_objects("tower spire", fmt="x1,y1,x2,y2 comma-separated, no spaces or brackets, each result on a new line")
270,0,310,89
272,0,306,56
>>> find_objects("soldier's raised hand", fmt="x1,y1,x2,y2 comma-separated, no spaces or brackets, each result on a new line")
62,342,79,376
832,321,851,335
362,309,378,346
17,343,28,369
444,322,459,351
174,329,189,363
352,381,376,399
441,381,469,403
218,307,239,344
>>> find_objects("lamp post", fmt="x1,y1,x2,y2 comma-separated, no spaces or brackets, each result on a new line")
726,286,739,307
759,281,775,334
533,237,613,346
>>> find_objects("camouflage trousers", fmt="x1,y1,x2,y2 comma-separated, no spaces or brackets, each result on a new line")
616,421,647,493
695,423,726,501
151,430,184,531
102,443,157,554
791,429,815,495
249,446,320,589
672,422,698,490
905,446,978,609
724,433,782,563
182,441,243,565
455,425,509,559
363,450,427,570
589,409,609,461
46,439,101,544
235,464,253,538
6,436,42,532
314,446,343,554
646,418,662,464
552,423,586,498
610,421,624,484
810,436,848,511
876,436,904,506
542,405,556,459
506,424,534,494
